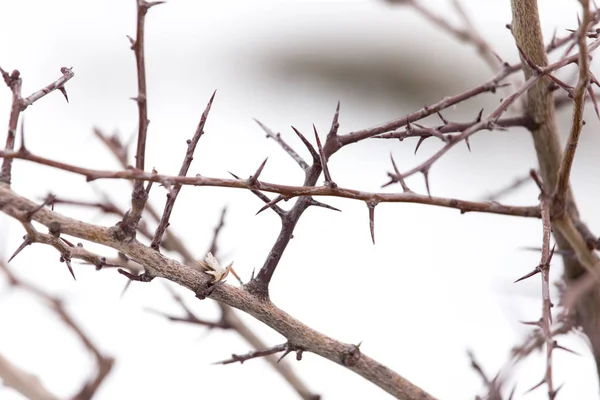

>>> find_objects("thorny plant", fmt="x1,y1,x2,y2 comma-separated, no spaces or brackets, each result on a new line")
1,0,600,399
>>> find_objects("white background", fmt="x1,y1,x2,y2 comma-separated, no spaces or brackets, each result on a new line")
1,0,599,399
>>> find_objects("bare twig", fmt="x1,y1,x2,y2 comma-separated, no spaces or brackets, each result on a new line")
481,172,534,201
554,0,592,213
215,342,300,365
151,92,215,251
0,68,22,185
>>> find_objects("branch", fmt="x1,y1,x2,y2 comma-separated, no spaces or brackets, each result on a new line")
0,352,59,400
215,342,299,365
0,68,22,185
120,0,164,238
0,66,74,185
554,0,592,212
511,0,600,382
0,185,436,400
0,149,542,218
151,92,215,251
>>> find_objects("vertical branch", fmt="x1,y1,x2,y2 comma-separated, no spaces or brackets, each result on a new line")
247,106,340,298
538,181,555,399
151,92,215,250
0,69,22,185
121,0,164,238
510,0,564,196
554,0,591,210
511,0,600,382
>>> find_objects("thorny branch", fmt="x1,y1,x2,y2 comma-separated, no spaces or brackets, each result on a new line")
554,0,592,213
120,0,164,240
514,171,557,398
3,1,600,399
0,185,436,400
0,67,74,184
215,342,304,365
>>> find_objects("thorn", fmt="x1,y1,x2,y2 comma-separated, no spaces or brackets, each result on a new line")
313,125,336,188
525,377,546,394
422,169,432,197
118,268,154,282
256,195,286,215
327,101,341,139
26,194,56,221
58,86,69,103
514,267,541,283
414,136,427,155
308,198,341,212
120,279,133,298
465,137,471,152
248,157,268,186
18,117,27,153
436,111,448,124
389,153,411,193
60,255,76,280
7,235,33,263
587,85,600,121
475,108,484,123
519,319,542,327
291,126,319,162
367,200,377,244
228,171,240,180
548,244,556,263
554,342,580,356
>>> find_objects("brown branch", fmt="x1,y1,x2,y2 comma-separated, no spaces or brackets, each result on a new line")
395,0,502,72
554,0,592,212
337,36,600,149
0,149,542,218
0,68,22,185
151,92,215,251
0,185,436,400
0,66,74,185
385,39,600,189
511,0,600,384
374,115,535,141
120,0,164,239
256,120,310,171
215,342,301,365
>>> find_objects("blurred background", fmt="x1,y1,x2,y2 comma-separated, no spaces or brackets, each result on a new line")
1,0,599,398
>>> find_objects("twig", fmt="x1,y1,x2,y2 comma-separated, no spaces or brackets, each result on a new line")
0,68,22,185
256,120,309,171
151,92,215,251
398,0,502,72
481,172,534,201
554,0,592,213
338,37,600,148
215,342,295,365
0,148,542,218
